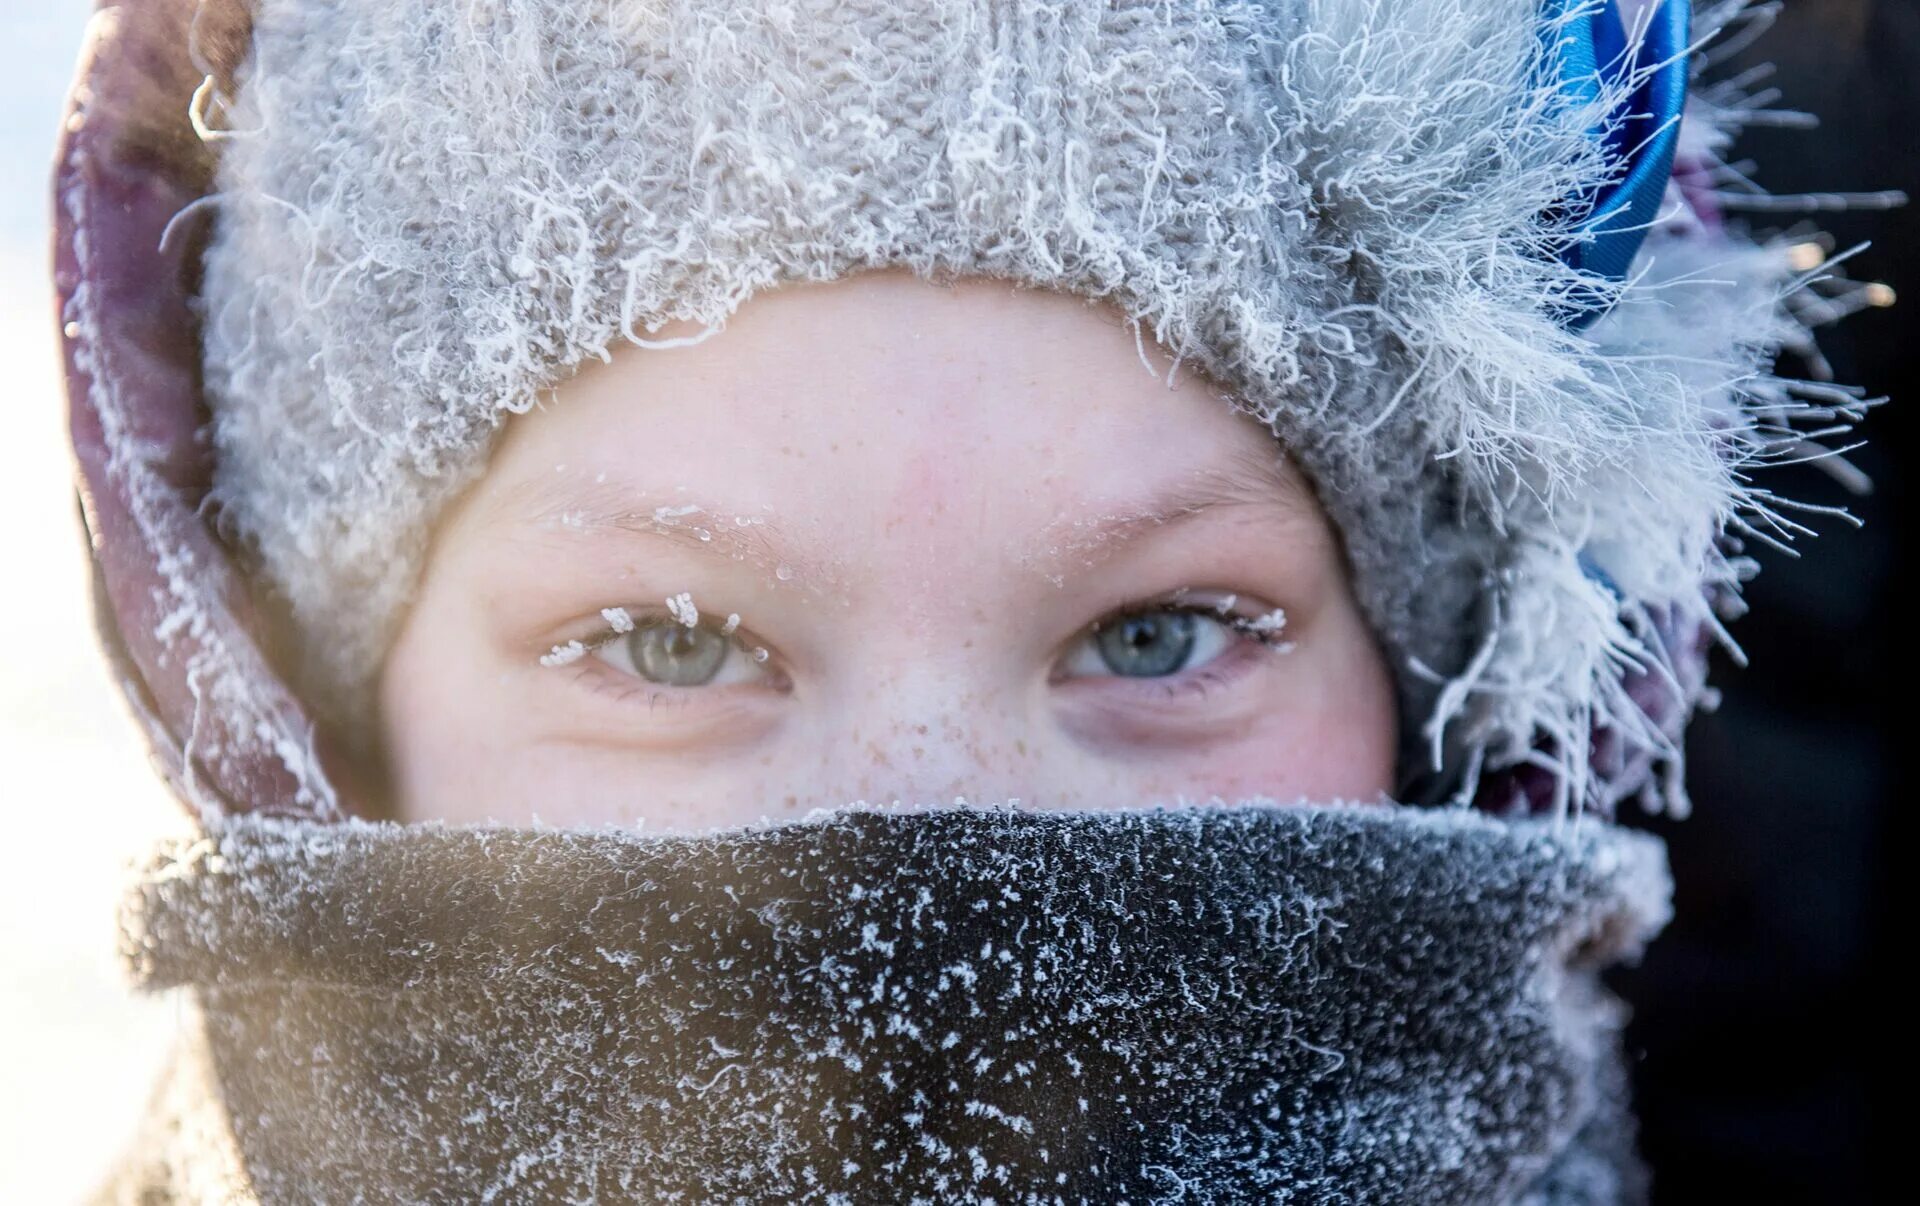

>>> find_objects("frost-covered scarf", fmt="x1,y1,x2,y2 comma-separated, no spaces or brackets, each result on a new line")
101,805,1669,1203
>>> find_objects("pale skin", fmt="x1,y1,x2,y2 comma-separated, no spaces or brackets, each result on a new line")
379,269,1397,829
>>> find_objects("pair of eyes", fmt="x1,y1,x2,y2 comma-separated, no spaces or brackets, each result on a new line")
588,600,1280,690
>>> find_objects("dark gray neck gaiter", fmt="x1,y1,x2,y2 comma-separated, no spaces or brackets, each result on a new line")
108,804,1669,1204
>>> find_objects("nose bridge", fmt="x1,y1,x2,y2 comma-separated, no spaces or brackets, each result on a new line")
799,388,1054,803
807,639,1037,805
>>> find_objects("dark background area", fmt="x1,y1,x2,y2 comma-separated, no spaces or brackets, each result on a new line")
1617,1,1912,1201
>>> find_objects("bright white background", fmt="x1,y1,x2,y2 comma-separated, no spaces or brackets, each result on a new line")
1,4,186,1200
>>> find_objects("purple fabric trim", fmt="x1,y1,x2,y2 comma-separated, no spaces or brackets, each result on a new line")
54,0,344,820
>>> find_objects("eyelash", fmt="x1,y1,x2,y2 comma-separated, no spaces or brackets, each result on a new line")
1067,599,1291,704
550,595,1288,711
561,612,757,660
1089,599,1292,651
548,609,773,702
561,662,700,712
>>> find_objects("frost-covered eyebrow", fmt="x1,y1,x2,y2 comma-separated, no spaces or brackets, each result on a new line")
503,481,831,581
499,446,1315,578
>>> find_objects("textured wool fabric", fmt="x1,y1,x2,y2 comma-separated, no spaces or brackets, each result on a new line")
102,803,1670,1203
194,0,1877,816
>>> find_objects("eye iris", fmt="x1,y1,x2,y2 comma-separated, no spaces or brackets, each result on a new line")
1095,611,1197,678
629,622,729,686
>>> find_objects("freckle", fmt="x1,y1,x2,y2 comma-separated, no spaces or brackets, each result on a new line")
783,794,798,811
1015,739,1028,757
912,746,925,761
914,724,929,736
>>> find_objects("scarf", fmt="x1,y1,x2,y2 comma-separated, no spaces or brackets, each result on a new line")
101,803,1668,1203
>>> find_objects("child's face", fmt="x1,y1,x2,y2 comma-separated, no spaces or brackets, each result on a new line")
379,270,1396,828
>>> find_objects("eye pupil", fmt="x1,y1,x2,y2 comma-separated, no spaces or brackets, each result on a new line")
630,621,730,686
1096,611,1198,678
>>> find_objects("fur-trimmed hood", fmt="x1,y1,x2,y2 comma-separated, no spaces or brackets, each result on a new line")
187,0,1888,816
55,1,1894,822
56,1,1897,824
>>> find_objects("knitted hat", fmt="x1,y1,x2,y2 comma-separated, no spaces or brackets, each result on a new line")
190,0,1887,815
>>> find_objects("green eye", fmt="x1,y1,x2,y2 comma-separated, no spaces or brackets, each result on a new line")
627,620,731,686
576,605,777,693
1093,610,1200,678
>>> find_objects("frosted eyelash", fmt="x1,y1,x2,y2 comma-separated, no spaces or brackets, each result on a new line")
600,606,636,634
1097,600,1296,652
1232,607,1292,646
541,604,751,668
539,639,590,667
665,591,699,627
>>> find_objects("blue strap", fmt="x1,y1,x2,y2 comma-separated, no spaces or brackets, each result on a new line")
1541,0,1692,326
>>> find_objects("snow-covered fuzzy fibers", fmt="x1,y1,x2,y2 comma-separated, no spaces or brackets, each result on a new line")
198,0,1879,814
106,803,1672,1201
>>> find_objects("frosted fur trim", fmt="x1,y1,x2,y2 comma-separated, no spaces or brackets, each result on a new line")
198,0,1888,814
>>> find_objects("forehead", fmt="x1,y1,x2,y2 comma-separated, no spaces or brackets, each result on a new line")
473,271,1318,551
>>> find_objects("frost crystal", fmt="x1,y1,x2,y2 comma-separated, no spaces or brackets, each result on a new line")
1246,608,1286,635
666,592,699,627
601,607,635,634
539,639,588,667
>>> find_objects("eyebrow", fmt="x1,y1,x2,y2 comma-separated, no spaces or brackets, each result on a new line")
506,483,830,582
498,446,1318,579
1023,448,1322,568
